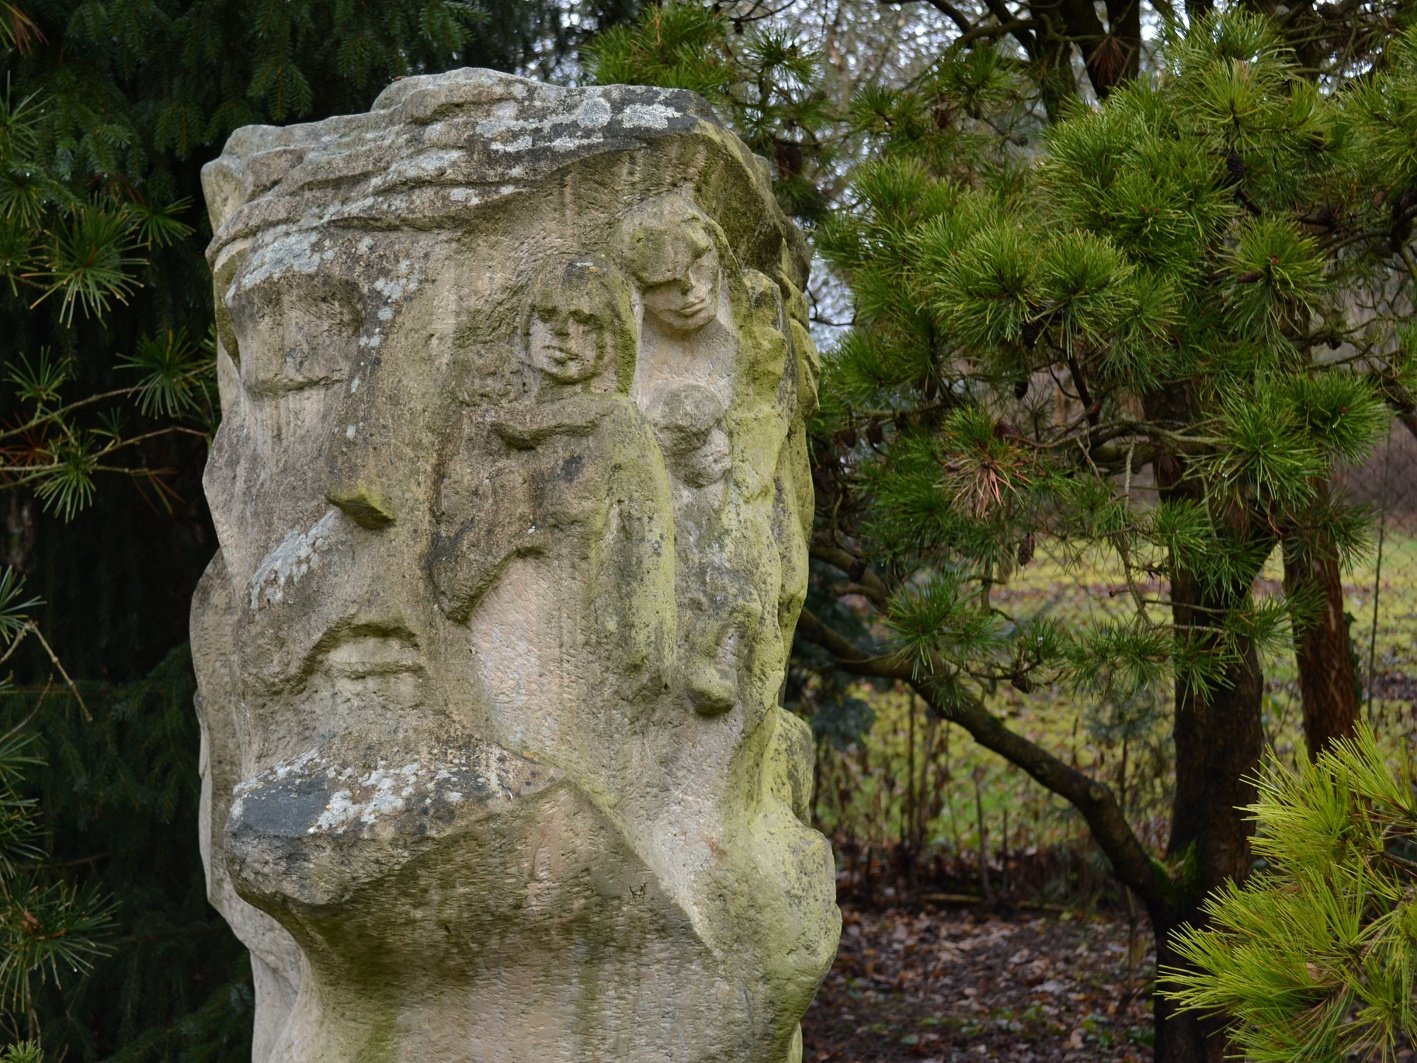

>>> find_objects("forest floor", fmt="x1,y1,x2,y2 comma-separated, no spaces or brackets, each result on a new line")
803,901,1158,1062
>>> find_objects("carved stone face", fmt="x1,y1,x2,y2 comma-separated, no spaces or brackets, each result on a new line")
641,235,720,332
622,199,723,333
649,382,731,487
526,260,619,385
193,68,838,1063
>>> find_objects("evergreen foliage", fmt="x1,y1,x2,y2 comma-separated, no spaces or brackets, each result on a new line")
586,2,833,220
4,647,253,1060
811,9,1403,706
0,574,113,1053
0,74,204,520
805,18,1415,1059
1164,726,1417,1061
819,4,1407,828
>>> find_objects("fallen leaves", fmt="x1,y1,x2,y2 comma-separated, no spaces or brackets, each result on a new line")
805,902,1155,1062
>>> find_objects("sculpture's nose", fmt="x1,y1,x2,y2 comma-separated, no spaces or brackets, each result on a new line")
326,482,396,530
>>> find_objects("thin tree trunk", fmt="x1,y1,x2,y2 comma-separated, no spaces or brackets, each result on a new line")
1152,915,1231,1063
1145,389,1268,1063
1282,532,1360,759
1155,618,1265,1063
1166,604,1265,896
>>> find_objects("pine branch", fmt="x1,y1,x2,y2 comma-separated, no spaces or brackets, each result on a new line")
0,624,89,722
880,0,973,36
981,0,1036,55
810,541,892,608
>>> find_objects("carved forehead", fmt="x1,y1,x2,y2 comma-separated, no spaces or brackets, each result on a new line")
201,69,719,262
204,69,807,297
529,257,630,315
619,196,722,286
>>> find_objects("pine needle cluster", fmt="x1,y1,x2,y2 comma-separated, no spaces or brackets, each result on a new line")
0,573,114,1052
1164,726,1417,1061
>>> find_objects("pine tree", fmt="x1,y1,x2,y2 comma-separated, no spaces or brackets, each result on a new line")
805,13,1414,1061
0,78,206,523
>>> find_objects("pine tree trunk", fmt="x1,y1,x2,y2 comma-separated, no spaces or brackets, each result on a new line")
1152,920,1230,1063
1166,612,1264,893
1282,533,1360,758
1144,391,1267,1063
1151,618,1265,1062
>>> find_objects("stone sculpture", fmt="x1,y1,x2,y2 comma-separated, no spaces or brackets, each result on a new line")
191,67,838,1062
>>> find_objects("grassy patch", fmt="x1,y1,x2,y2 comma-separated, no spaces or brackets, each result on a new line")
812,534,1417,899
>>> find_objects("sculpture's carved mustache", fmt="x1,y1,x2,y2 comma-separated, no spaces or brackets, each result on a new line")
306,623,422,679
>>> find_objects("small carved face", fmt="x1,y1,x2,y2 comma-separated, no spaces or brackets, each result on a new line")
527,271,615,385
622,198,723,334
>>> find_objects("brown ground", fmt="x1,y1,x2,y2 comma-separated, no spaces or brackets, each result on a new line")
803,902,1157,1062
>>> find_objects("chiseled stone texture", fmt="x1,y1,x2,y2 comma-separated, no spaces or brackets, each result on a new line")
192,68,839,1062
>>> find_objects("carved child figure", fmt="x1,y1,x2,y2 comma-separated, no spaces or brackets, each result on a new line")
434,255,675,707
523,255,633,395
644,381,753,715
646,382,730,489
620,196,759,721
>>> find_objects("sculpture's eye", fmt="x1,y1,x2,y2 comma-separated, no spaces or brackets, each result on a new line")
688,250,717,284
227,240,364,398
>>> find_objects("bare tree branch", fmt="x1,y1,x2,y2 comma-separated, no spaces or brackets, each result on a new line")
796,607,1175,915
879,0,975,35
